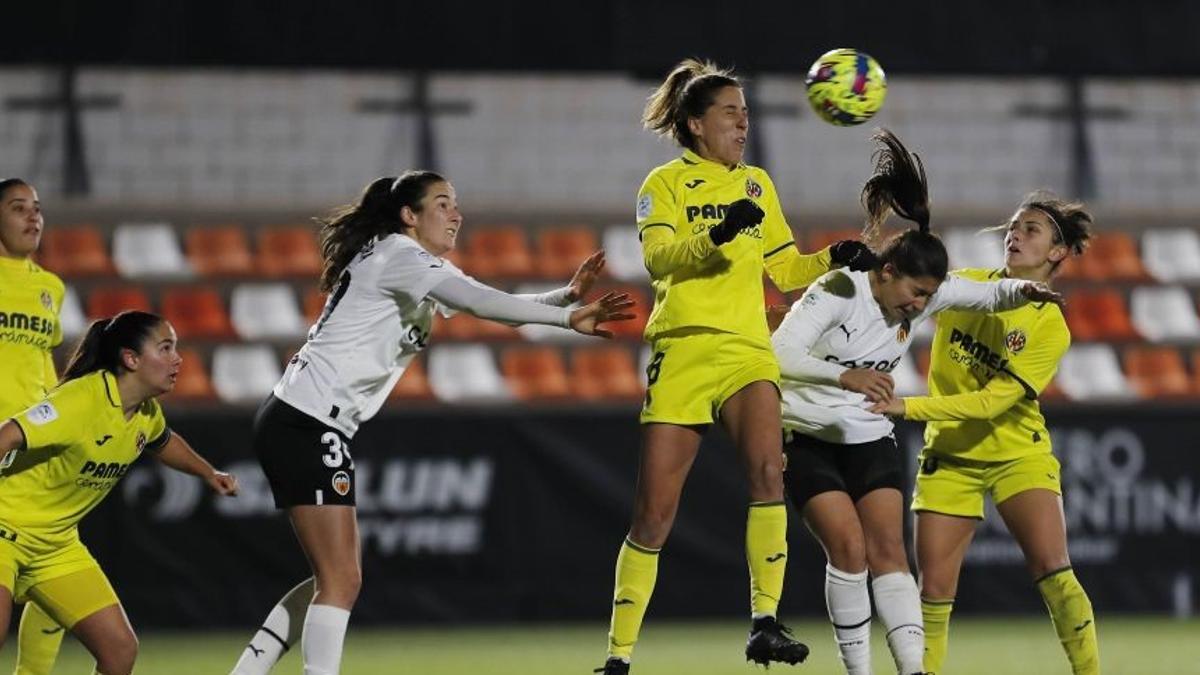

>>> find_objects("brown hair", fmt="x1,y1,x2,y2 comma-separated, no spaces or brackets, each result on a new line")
642,58,740,151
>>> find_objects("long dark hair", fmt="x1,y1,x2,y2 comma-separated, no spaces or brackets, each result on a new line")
1012,190,1094,271
859,128,948,281
61,311,164,383
0,178,30,201
643,58,741,151
316,171,446,292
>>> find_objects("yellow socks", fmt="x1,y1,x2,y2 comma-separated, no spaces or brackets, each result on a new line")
746,502,788,618
921,597,954,674
607,537,660,661
1037,567,1099,675
14,602,64,675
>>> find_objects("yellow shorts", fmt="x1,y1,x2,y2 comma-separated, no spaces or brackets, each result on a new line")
0,528,119,628
640,330,780,425
911,452,1062,519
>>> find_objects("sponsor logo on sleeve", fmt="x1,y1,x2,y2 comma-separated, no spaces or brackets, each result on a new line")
25,401,57,425
636,194,653,221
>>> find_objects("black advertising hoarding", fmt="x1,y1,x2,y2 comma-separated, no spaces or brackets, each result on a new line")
78,407,1198,628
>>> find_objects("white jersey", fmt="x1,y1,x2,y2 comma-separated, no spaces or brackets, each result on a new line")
772,268,1027,444
274,234,465,436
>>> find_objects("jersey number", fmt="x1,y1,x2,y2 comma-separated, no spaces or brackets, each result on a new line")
320,432,354,469
646,351,665,385
310,270,352,338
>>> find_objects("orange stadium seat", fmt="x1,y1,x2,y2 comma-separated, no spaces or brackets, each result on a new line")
1078,233,1149,282
535,227,599,279
165,348,217,401
302,286,326,325
1123,346,1192,398
1191,349,1200,395
570,346,642,401
257,226,323,277
598,285,650,339
434,312,520,341
187,226,254,277
38,225,114,276
464,226,534,278
389,356,434,401
86,286,153,320
161,287,235,339
1054,253,1085,281
501,346,571,400
1064,289,1139,341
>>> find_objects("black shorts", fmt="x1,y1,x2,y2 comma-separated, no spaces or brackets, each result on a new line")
782,431,903,509
253,394,356,509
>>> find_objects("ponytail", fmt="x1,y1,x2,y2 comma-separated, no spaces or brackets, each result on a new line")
61,311,163,383
859,128,947,280
317,170,445,292
643,58,740,150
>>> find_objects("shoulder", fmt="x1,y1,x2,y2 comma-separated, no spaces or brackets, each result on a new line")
813,269,861,299
950,267,1002,282
29,262,65,292
641,161,685,188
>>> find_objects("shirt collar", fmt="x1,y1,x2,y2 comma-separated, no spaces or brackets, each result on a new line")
681,148,745,172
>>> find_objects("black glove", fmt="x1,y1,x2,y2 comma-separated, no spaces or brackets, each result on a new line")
829,240,878,271
708,199,765,246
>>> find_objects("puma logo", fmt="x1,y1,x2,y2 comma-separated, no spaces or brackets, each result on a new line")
837,324,858,340
248,644,265,657
1073,619,1092,632
766,553,787,563
613,598,635,606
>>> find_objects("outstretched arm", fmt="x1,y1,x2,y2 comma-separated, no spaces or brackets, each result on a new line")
873,374,1026,421
151,432,239,496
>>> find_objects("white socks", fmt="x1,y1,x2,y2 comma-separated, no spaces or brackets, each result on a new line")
872,572,925,675
301,604,352,675
825,564,873,675
231,577,316,675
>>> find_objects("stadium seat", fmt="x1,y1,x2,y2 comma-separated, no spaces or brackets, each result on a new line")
463,226,534,278
86,286,153,320
1142,228,1200,283
1129,286,1200,342
165,347,217,401
230,283,307,340
1123,346,1192,398
501,346,572,399
211,344,282,403
535,226,598,279
915,346,932,379
1064,289,1139,341
598,285,650,339
601,225,648,281
943,227,1006,270
436,311,521,341
1079,233,1149,281
1057,344,1135,401
257,226,323,277
805,228,862,253
388,356,434,401
428,345,511,402
161,287,235,339
112,223,192,278
570,346,643,400
59,285,88,338
1191,349,1200,394
186,226,254,277
1054,254,1085,281
38,225,114,276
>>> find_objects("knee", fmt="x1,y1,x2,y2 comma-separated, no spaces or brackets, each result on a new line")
1026,554,1072,581
825,534,867,574
316,565,362,607
745,458,783,500
97,630,138,675
918,569,957,600
865,537,910,575
628,510,673,549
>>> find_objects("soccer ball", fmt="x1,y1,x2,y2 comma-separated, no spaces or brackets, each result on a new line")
804,48,888,126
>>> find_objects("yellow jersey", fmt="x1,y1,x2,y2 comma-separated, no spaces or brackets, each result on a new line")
636,149,831,342
905,268,1070,462
2,371,169,546
0,256,64,419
